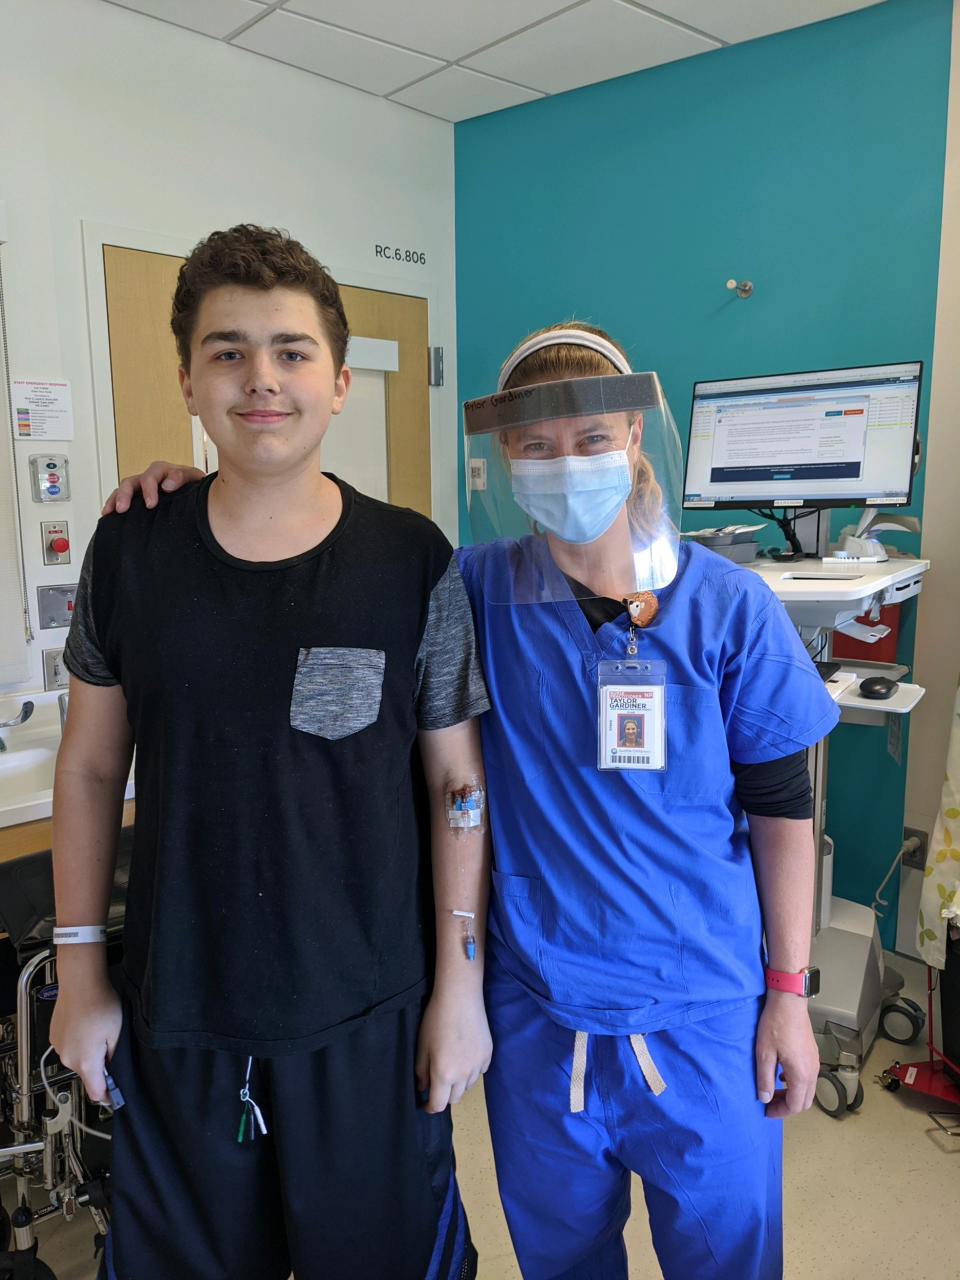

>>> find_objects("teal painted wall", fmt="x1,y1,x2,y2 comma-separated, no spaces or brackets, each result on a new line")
454,0,952,946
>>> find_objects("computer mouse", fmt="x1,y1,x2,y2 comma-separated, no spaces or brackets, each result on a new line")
859,675,898,700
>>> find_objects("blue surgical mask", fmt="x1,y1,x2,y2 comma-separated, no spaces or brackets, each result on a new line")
510,451,633,544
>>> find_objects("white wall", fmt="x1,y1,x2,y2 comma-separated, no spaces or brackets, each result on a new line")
895,0,960,955
905,0,960,838
0,0,458,696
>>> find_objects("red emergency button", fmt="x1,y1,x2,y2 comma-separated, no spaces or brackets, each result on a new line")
51,537,70,554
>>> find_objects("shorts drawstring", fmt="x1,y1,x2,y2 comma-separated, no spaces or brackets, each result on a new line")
237,1056,269,1142
569,1030,666,1113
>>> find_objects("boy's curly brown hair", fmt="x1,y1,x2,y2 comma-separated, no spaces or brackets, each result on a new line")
171,224,349,372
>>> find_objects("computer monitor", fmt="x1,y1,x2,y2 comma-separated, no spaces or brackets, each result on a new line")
683,361,922,512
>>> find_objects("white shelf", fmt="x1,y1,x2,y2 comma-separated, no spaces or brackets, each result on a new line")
835,667,925,724
749,556,930,632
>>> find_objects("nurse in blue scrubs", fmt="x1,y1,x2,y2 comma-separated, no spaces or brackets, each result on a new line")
456,323,839,1280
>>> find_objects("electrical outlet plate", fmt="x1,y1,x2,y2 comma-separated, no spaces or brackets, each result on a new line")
902,826,928,870
42,648,69,690
37,584,77,630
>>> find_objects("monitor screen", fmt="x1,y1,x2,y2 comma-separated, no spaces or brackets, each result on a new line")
682,361,922,511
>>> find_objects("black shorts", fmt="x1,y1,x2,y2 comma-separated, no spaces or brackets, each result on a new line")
101,997,476,1280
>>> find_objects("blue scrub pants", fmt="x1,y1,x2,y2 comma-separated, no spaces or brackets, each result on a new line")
483,957,782,1280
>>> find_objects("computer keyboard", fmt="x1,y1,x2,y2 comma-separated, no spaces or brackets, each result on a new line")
815,660,841,682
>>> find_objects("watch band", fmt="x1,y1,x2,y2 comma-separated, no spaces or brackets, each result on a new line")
764,965,820,997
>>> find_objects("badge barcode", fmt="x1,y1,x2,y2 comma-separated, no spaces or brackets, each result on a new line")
617,753,650,765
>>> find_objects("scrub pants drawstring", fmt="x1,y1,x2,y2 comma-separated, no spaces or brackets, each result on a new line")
569,1030,666,1113
628,1032,666,1097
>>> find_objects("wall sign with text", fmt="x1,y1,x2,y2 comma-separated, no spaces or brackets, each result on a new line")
374,244,427,265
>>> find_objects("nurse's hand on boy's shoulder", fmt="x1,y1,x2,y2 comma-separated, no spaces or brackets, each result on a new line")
102,460,203,514
754,991,819,1118
415,985,492,1114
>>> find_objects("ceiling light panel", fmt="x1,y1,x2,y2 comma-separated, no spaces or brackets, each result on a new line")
103,0,268,39
390,66,545,122
643,0,886,44
464,0,719,95
283,0,573,62
232,9,445,94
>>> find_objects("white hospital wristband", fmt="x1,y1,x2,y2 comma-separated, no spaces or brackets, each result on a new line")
53,925,108,945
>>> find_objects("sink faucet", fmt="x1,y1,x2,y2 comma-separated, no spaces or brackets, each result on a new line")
58,693,69,733
0,700,34,752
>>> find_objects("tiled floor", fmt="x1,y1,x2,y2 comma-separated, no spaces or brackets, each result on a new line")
7,955,960,1279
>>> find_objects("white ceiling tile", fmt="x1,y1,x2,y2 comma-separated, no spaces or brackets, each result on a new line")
464,0,719,95
644,0,887,44
284,0,571,61
390,66,545,122
231,10,445,94
97,0,891,119
103,0,267,40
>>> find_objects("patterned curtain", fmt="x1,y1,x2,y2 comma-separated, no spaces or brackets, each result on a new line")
918,675,960,968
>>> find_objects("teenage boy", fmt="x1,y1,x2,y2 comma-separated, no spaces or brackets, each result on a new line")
51,224,491,1280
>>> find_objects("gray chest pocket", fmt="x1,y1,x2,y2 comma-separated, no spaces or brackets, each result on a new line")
290,647,385,740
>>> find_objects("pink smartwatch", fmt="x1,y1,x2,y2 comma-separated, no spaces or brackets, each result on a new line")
764,966,820,997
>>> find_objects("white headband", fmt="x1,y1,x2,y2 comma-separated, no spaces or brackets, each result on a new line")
497,328,632,390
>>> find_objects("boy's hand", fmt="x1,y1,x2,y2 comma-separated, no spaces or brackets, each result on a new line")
415,985,492,1113
102,461,204,514
755,990,819,1117
50,979,123,1105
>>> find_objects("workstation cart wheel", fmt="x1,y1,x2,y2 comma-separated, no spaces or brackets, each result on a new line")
879,997,925,1045
847,1080,865,1111
814,1068,848,1118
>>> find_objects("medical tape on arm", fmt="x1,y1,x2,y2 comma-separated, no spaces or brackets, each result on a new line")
446,778,485,961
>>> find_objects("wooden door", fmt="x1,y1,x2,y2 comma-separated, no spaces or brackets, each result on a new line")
339,285,431,517
103,245,192,480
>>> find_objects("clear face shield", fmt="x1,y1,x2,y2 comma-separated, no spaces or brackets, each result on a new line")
463,373,683,604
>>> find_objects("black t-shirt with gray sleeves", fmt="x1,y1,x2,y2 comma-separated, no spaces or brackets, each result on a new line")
64,475,489,1056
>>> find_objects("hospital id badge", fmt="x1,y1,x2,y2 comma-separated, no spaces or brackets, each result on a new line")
597,660,666,771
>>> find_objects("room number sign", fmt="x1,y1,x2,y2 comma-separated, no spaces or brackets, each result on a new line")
374,244,427,264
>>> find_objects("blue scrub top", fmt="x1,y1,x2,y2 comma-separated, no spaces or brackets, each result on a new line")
456,537,839,1036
